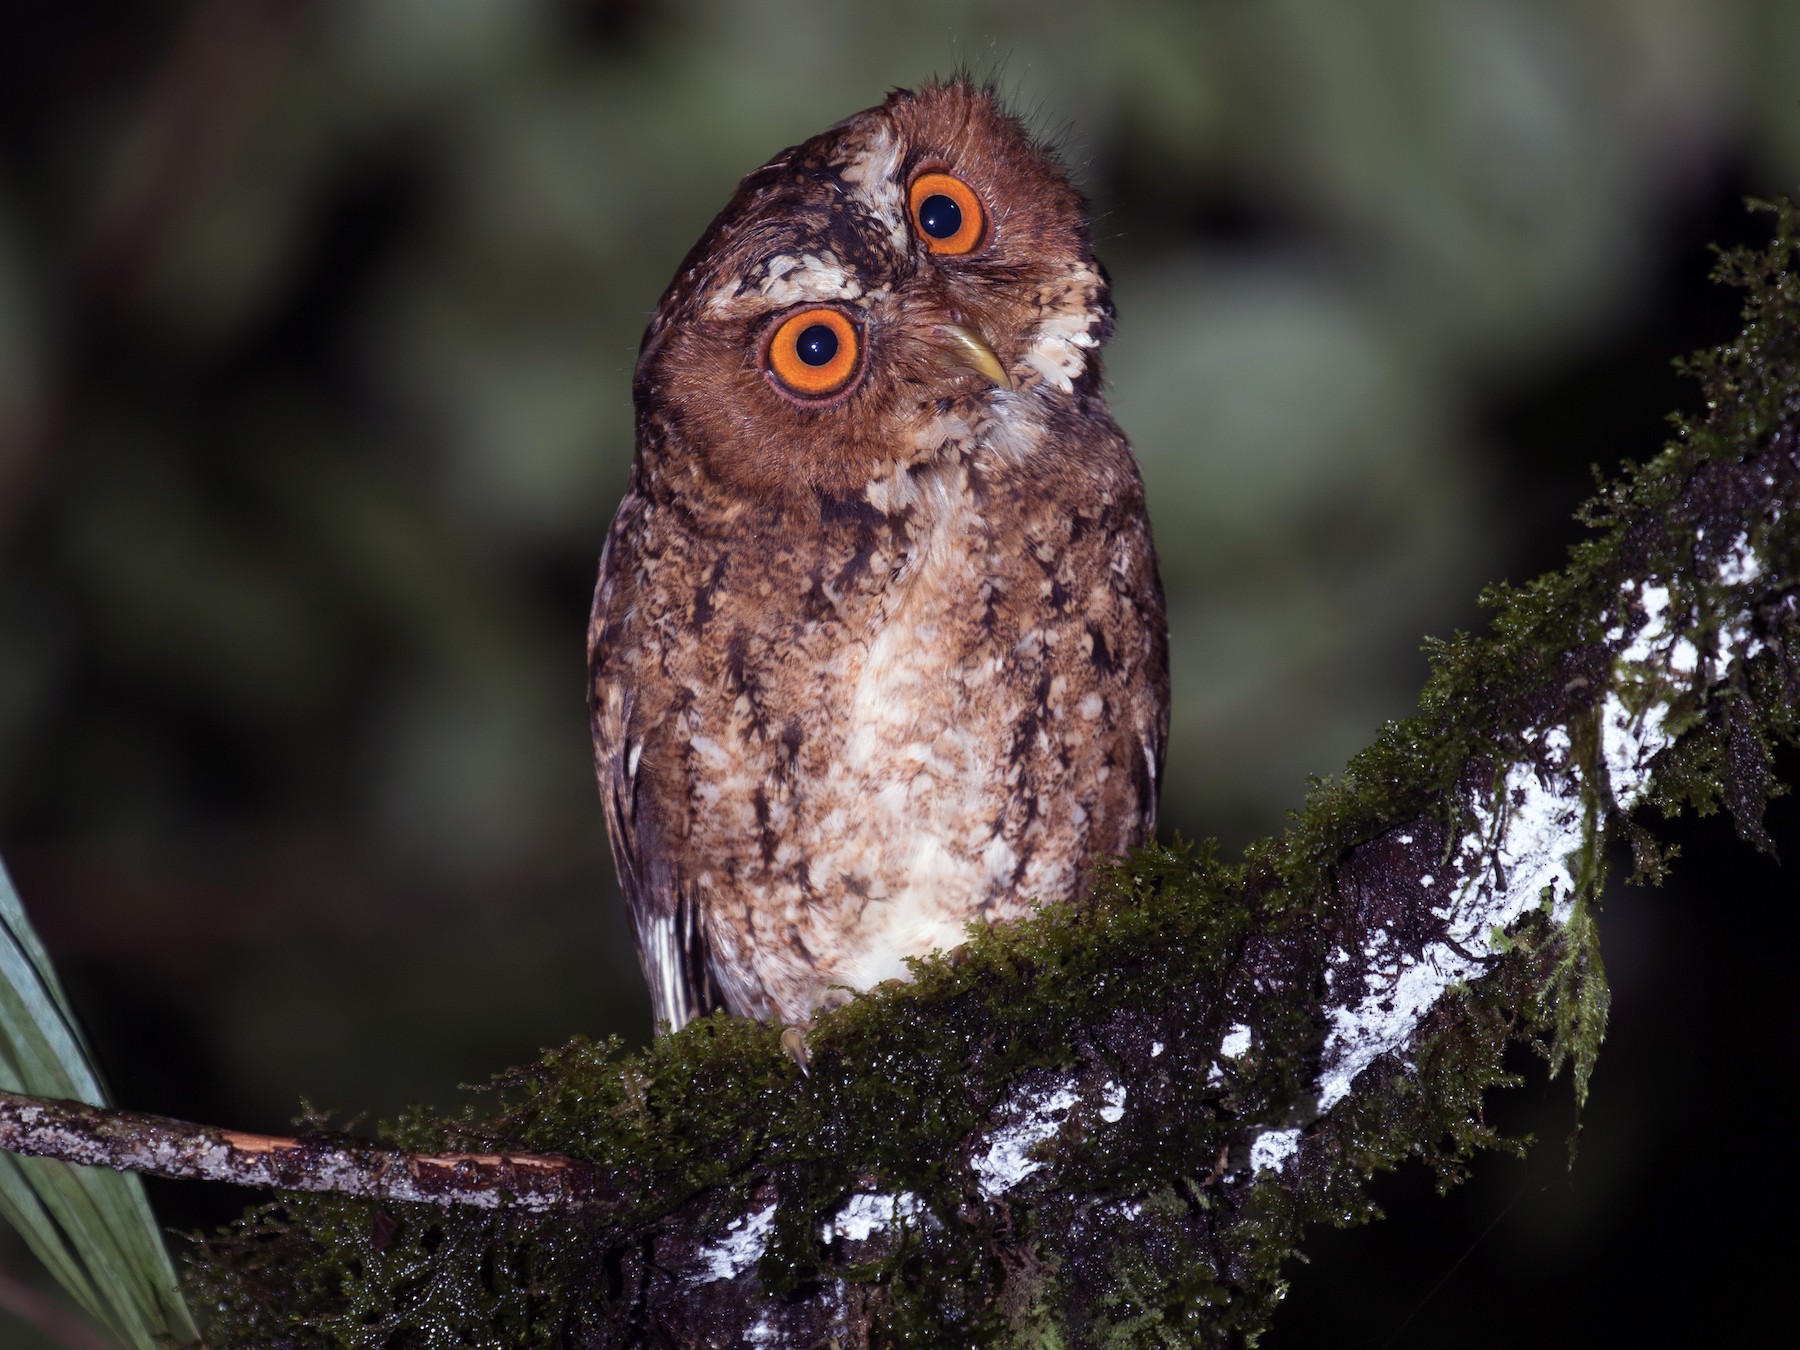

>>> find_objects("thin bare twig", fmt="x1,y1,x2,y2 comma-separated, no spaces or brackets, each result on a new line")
0,1089,597,1212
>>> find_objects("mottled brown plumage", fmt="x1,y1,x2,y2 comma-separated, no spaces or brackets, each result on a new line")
589,79,1169,1032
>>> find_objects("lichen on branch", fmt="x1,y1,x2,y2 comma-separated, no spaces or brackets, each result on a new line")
181,203,1800,1347
0,1091,597,1211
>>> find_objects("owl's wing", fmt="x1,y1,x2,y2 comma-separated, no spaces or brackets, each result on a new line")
1143,704,1169,833
590,521,724,1035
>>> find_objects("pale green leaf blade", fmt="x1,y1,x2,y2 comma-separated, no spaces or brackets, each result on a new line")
0,1153,109,1327
0,857,199,1346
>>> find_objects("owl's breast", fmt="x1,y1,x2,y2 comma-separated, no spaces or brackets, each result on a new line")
688,479,1016,874
806,491,1027,981
607,427,1163,1024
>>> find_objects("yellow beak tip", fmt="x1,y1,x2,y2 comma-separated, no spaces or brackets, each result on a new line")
934,323,1012,390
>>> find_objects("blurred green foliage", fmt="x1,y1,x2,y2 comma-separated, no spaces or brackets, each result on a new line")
4,0,1800,1342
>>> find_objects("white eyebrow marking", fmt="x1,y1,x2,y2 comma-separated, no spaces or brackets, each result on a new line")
838,122,909,251
704,251,864,318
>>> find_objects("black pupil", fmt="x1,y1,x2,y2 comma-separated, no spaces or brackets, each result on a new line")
795,324,839,367
918,193,962,240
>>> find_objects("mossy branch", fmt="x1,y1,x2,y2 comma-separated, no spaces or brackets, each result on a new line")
12,204,1800,1345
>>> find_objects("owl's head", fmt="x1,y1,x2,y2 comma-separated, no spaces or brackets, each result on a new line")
634,78,1113,502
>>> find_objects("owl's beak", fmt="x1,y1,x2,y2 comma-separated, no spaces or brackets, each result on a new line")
931,323,1012,391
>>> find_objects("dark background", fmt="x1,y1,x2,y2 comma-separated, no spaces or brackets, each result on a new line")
1,2,1797,1344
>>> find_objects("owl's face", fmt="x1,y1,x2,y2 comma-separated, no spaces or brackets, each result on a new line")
634,79,1113,501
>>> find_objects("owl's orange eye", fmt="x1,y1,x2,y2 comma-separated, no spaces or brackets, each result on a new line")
765,308,861,400
908,172,985,255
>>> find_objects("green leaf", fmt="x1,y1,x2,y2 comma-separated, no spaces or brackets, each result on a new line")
0,856,198,1347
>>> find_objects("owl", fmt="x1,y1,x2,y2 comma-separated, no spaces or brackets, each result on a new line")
589,79,1169,1042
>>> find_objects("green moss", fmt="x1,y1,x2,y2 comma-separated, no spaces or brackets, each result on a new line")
189,202,1800,1347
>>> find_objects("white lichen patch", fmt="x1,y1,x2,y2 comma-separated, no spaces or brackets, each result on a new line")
966,1077,1135,1196
1717,531,1764,587
1251,1128,1301,1174
744,1281,848,1345
1605,548,1760,807
972,1083,1078,1197
821,1191,925,1244
694,1203,776,1284
1248,531,1765,1173
1314,745,1582,1134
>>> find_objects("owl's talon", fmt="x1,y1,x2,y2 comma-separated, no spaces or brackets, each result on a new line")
781,1024,811,1074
